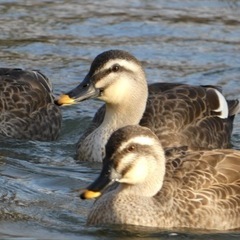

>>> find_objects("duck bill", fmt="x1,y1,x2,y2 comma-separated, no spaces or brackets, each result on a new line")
80,160,120,200
56,75,100,106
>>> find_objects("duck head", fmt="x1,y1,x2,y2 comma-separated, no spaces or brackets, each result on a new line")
56,50,147,106
80,125,166,200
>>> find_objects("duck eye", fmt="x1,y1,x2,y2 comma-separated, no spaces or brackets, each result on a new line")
126,145,135,152
83,83,89,88
111,64,120,72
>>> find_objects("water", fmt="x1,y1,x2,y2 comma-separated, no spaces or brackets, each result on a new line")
0,0,240,239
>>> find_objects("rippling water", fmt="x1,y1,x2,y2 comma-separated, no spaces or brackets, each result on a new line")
0,0,240,239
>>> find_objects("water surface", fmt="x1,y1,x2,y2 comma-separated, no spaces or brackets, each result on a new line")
0,0,240,239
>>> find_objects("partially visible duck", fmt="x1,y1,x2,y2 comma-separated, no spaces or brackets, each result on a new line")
0,68,61,141
57,50,239,162
81,125,240,230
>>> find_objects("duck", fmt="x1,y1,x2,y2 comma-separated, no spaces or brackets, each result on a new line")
0,68,62,141
80,125,240,230
56,50,239,162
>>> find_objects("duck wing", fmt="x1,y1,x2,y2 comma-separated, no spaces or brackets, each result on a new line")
0,68,62,141
140,83,239,150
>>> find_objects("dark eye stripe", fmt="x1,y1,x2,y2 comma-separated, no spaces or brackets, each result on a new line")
91,65,133,85
113,144,153,176
121,163,134,176
91,69,111,83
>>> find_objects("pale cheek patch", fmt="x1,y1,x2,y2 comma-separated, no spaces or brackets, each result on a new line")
94,69,129,96
116,153,136,173
94,59,142,103
100,76,131,103
118,156,148,184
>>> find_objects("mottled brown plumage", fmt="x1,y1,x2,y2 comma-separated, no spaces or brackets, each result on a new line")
140,83,238,150
57,50,239,162
81,125,240,230
0,68,62,140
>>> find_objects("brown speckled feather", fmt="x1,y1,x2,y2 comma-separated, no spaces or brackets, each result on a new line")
157,149,240,229
0,68,62,141
140,83,238,150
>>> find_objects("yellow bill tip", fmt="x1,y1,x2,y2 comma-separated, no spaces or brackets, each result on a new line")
80,190,102,200
56,94,75,106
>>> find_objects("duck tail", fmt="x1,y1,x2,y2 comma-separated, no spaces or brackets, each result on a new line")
227,99,240,117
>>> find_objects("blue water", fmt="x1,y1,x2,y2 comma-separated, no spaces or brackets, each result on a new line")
0,0,240,239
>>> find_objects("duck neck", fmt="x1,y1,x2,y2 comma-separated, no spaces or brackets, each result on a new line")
102,92,148,131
